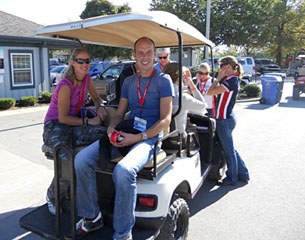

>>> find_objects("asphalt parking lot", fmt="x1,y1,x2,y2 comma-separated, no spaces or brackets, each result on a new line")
0,78,305,240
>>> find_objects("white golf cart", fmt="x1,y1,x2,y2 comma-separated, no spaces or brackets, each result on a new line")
20,11,225,240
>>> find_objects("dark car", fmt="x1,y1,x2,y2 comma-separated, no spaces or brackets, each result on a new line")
89,61,113,79
91,60,136,104
255,58,281,74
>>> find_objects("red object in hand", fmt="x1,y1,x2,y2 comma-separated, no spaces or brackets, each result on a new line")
110,130,124,143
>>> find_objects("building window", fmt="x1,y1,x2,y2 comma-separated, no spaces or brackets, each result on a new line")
9,50,35,89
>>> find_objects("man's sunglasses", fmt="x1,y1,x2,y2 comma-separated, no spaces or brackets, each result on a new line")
74,58,90,64
158,56,168,59
197,71,209,76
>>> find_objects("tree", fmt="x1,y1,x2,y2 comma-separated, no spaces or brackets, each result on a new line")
150,0,305,66
80,0,132,60
150,0,207,34
211,0,275,55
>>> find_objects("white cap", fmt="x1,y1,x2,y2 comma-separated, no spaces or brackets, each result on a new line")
156,47,171,55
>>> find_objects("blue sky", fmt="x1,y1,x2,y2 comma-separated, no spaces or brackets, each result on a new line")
1,0,151,25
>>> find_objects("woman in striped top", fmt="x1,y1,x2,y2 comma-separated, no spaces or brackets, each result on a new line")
207,56,249,186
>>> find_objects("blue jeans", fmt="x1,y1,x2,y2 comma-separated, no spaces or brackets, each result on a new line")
216,117,249,184
74,135,159,240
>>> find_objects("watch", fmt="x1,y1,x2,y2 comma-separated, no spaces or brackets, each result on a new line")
141,131,148,140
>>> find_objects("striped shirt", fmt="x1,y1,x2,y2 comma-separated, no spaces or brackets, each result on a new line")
215,74,239,120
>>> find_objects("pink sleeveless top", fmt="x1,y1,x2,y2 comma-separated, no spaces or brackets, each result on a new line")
44,74,90,122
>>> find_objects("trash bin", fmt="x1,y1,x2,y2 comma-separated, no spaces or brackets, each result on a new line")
260,75,283,105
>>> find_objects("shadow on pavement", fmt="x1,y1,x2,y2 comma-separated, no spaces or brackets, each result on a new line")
244,102,273,110
278,96,305,108
0,207,41,240
187,179,247,217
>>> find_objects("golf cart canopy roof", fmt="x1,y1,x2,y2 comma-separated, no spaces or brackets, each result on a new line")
36,11,214,48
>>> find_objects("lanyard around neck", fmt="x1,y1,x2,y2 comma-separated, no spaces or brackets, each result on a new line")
137,68,155,113
199,80,207,94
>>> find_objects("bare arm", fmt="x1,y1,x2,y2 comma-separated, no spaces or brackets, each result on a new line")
145,96,172,139
109,96,172,147
206,80,227,96
58,85,83,125
58,84,101,126
206,68,228,96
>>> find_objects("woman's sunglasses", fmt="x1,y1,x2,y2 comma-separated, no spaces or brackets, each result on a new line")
197,71,209,76
74,58,90,64
158,56,168,59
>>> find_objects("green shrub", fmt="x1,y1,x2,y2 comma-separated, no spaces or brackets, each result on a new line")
40,91,52,103
0,98,16,110
243,84,261,98
19,96,38,107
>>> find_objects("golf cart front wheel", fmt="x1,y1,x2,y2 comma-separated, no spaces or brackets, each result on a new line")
157,197,189,240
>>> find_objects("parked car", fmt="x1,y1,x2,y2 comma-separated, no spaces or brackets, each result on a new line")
49,65,67,84
53,66,68,86
254,58,281,74
89,61,113,79
237,56,256,81
49,58,60,70
91,60,136,104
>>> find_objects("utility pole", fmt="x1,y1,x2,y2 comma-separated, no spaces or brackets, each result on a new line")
205,0,211,62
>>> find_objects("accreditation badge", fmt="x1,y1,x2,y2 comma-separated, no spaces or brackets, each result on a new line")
134,116,147,131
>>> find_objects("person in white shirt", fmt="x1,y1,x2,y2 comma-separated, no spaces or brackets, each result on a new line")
163,62,207,137
194,63,215,117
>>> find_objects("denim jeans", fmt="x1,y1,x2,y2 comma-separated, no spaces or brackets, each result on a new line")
216,117,249,184
74,135,159,240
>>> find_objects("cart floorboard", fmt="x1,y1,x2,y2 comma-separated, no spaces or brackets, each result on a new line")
20,204,156,240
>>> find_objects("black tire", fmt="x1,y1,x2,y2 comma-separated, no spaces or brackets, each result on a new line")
157,197,189,240
292,85,299,100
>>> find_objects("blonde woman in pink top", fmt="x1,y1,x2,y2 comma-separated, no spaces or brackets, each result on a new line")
43,46,107,215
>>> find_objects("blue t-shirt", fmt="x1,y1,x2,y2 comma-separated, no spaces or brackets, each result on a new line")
121,69,174,129
216,75,238,120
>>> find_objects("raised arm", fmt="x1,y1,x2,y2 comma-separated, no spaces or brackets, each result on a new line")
145,96,172,139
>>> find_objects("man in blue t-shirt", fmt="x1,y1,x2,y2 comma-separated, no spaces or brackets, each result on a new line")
74,37,174,240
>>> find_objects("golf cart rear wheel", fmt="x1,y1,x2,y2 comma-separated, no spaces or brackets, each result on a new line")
157,197,189,240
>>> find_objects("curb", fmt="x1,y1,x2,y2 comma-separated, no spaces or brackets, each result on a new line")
0,104,49,117
236,97,260,103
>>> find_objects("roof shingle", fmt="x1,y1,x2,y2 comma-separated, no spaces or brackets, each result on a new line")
0,10,42,37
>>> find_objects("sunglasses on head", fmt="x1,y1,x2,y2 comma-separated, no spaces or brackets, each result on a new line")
197,71,209,76
74,58,90,64
158,56,168,59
